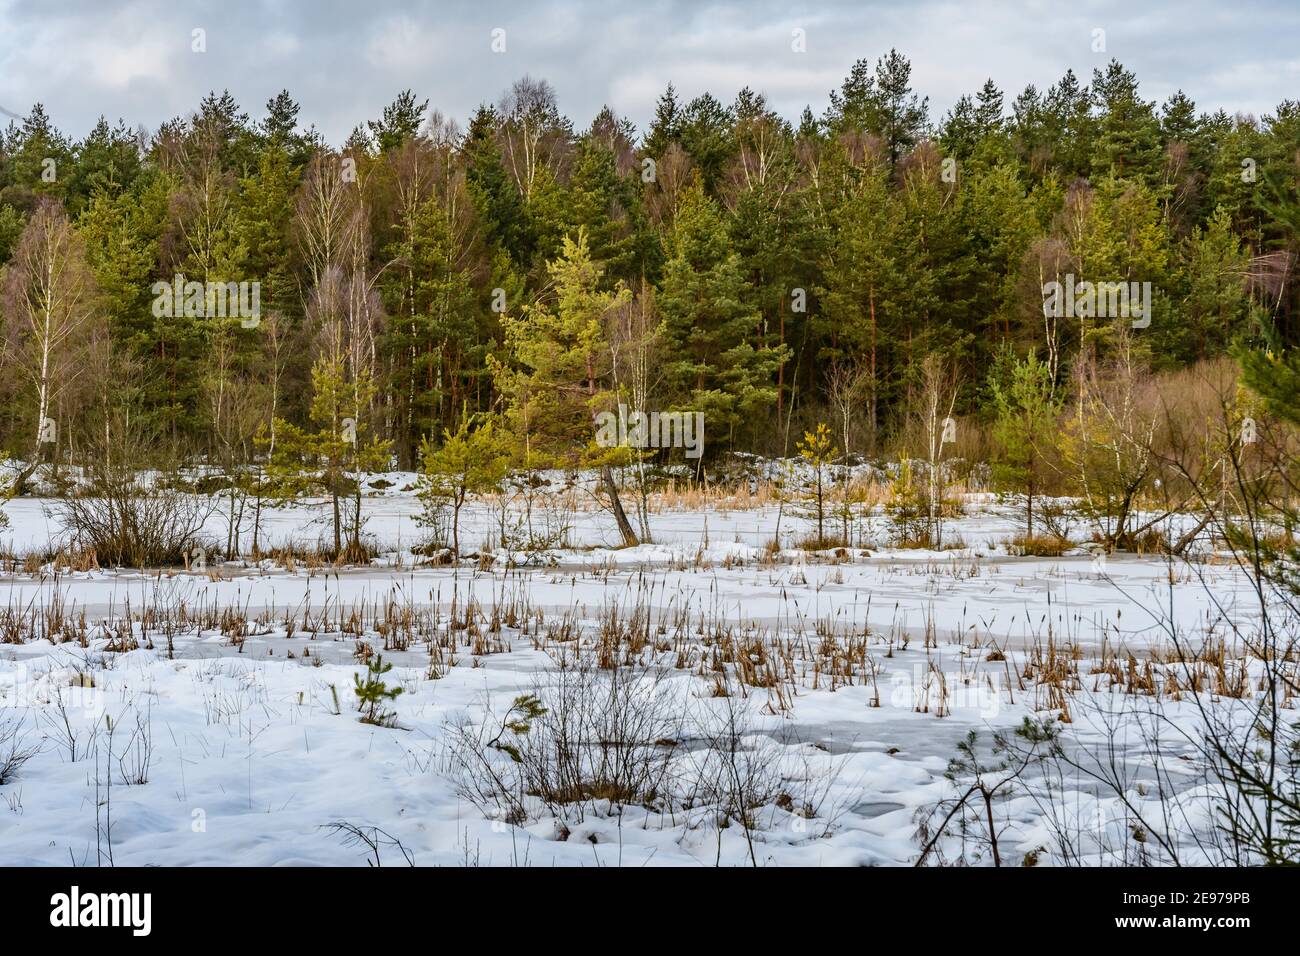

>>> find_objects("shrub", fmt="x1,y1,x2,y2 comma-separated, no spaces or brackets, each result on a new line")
0,714,38,785
449,655,683,826
887,460,963,548
53,466,216,567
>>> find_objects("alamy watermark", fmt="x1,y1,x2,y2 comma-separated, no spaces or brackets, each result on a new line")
595,405,705,459
1,663,102,716
50,886,151,936
151,275,261,328
1042,273,1152,329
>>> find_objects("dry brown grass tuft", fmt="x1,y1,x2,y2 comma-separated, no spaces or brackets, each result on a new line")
1004,534,1075,557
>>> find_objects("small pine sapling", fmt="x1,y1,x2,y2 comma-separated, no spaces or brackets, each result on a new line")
989,349,1061,540
797,422,835,547
487,694,548,762
353,653,403,727
418,410,510,558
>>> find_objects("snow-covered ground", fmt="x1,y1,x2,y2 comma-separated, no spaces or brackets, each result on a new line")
0,485,1279,866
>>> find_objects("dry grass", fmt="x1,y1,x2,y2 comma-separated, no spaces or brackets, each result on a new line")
1004,534,1075,557
0,552,1285,729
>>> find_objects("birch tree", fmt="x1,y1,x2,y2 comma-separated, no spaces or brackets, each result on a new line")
2,200,101,470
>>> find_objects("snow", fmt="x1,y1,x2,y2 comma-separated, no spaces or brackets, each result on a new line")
0,485,1277,866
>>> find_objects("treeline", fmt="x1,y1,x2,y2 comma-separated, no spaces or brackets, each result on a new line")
0,51,1297,473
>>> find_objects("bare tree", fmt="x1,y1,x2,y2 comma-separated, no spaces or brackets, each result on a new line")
606,282,664,542
826,358,871,459
2,199,102,474
913,354,960,548
296,150,357,295
250,309,294,556
496,76,572,203
164,109,239,285
1061,334,1159,550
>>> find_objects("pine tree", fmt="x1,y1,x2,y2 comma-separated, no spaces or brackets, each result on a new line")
1091,61,1163,185
1043,69,1095,180
418,411,509,557
796,422,835,546
659,180,788,449
825,57,880,134
67,117,142,213
989,350,1061,538
3,104,74,207
464,105,532,265
367,90,429,154
643,84,682,158
261,89,313,165
1169,207,1253,362
874,50,930,167
677,94,734,192
268,353,391,561
493,228,618,465
939,95,980,161
566,126,650,285
818,162,904,448
490,228,639,544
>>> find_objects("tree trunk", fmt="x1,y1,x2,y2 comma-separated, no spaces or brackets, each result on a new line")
869,291,878,454
13,460,38,497
602,465,639,547
352,479,362,558
252,490,262,558
226,485,236,559
452,497,462,558
776,294,785,421
1171,511,1212,557
1027,473,1035,539
332,489,342,558
816,469,824,544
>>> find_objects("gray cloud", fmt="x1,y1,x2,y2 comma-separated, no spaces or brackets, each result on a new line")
0,0,1296,143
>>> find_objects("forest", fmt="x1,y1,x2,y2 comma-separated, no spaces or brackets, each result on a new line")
0,50,1297,528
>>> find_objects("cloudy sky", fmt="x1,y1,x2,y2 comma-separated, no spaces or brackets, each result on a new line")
1,0,1296,142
